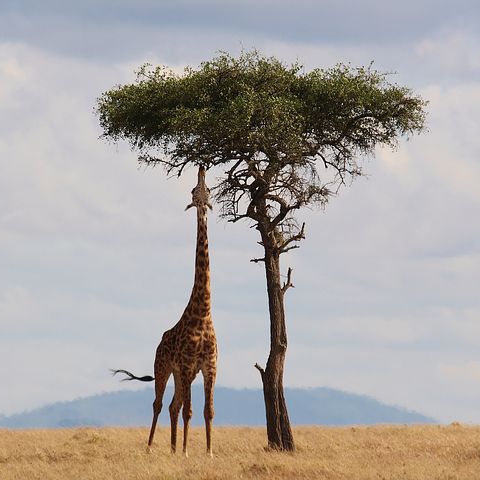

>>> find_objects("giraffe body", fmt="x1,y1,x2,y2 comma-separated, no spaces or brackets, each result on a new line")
148,166,217,457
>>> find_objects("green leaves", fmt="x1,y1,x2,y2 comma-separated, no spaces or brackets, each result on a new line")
98,52,425,164
97,51,426,228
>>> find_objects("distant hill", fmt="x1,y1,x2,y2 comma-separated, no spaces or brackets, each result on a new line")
0,386,435,428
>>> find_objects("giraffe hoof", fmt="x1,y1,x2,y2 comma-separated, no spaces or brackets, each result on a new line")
146,446,152,454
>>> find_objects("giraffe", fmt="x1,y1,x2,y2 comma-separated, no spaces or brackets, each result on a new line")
113,166,217,457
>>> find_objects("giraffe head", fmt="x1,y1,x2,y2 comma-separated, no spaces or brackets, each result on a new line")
185,166,213,211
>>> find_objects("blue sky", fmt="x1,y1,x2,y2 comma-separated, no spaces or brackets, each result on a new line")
1,1,479,423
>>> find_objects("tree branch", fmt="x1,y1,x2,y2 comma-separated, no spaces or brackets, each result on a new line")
279,222,305,254
254,362,265,379
281,267,294,294
280,245,301,254
227,213,251,223
138,154,190,177
225,158,245,188
250,257,266,263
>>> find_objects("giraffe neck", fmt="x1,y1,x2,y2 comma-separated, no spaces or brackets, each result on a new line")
189,205,211,315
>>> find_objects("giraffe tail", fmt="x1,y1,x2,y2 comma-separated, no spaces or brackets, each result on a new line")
110,369,155,382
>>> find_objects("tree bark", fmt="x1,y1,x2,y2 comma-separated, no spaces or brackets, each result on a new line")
256,237,295,451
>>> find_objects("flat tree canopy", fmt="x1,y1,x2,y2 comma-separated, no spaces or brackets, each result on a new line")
97,51,427,451
98,53,425,214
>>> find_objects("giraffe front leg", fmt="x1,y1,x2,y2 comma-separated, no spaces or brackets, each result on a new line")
181,381,193,457
203,367,216,457
169,373,183,454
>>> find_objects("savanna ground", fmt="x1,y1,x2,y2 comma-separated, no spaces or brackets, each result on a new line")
1,425,479,479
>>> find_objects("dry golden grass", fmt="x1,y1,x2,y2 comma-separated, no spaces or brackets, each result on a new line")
1,424,480,479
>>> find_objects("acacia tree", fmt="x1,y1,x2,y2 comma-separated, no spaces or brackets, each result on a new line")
97,52,426,451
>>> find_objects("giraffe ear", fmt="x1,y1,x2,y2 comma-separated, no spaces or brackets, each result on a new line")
207,202,213,211
185,203,195,211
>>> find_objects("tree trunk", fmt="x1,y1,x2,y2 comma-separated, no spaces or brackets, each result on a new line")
257,243,295,451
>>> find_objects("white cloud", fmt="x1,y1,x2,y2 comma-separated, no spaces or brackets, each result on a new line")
441,361,480,383
416,30,480,75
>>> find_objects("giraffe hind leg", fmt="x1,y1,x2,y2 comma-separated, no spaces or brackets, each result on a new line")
148,370,170,447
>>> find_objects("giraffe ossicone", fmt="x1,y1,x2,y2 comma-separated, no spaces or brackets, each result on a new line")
112,165,217,457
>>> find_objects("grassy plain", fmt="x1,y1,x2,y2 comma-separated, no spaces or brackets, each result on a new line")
1,425,479,479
